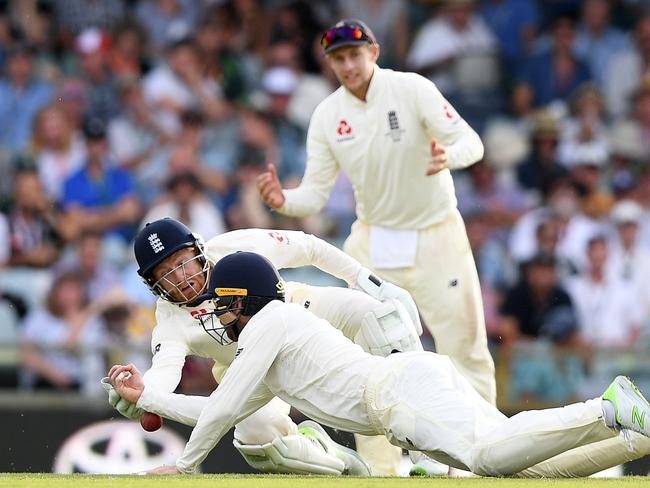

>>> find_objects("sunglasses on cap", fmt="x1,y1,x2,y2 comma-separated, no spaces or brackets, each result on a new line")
320,25,373,53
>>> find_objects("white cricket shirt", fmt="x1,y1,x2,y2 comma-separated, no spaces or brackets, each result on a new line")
278,66,484,229
169,301,384,473
142,229,363,392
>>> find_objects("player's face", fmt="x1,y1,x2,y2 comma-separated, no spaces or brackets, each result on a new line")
151,247,207,303
326,44,379,98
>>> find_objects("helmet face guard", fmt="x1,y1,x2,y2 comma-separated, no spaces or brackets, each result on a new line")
197,294,246,345
148,247,211,306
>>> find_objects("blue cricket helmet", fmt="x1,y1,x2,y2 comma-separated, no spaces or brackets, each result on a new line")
133,218,209,304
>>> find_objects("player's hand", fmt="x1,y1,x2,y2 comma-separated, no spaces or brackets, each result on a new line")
426,139,448,175
101,376,144,420
256,163,286,209
109,363,145,404
145,465,182,475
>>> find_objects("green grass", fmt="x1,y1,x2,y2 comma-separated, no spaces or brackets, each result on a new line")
0,474,647,488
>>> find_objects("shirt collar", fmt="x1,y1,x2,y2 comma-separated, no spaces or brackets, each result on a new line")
345,64,382,106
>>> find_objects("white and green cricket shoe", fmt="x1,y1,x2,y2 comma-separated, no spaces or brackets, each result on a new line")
298,420,371,476
409,451,449,476
602,376,650,437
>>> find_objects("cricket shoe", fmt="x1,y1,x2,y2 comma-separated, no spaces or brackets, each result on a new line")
602,376,650,437
298,420,371,476
408,451,449,477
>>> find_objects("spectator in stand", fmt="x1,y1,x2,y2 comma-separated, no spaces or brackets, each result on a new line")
148,109,231,205
604,12,650,118
74,28,121,123
62,231,122,303
31,103,86,203
407,0,500,129
497,252,579,348
142,170,225,239
516,111,567,194
557,83,610,170
566,236,644,349
609,76,650,162
465,210,514,291
0,43,53,153
259,66,306,184
108,20,150,79
607,200,650,317
56,78,88,132
340,0,409,69
53,0,125,39
61,117,141,247
194,14,247,103
10,0,61,82
266,39,334,131
142,38,230,137
135,0,199,52
574,0,632,89
479,0,540,65
19,271,107,393
517,16,591,108
455,159,530,237
7,168,73,269
407,0,498,96
108,76,168,203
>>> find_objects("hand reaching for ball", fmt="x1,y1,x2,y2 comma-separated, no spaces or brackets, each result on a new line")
109,363,145,404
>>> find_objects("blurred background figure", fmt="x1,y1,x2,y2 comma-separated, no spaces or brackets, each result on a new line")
566,236,643,350
19,271,106,394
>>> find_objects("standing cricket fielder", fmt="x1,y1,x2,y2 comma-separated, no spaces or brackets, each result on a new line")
104,217,424,475
109,252,650,477
257,19,494,474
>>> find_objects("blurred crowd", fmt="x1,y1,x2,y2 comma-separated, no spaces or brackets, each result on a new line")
0,0,648,405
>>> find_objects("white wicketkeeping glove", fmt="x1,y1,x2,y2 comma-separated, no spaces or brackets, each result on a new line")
356,267,423,335
100,376,143,420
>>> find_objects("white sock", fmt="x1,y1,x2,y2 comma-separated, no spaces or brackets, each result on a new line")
602,399,617,428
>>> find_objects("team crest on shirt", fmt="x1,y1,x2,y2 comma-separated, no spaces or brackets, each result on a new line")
336,119,355,142
385,110,405,141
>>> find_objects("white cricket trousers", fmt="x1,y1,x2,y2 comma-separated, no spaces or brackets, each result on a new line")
344,210,496,475
364,352,617,477
344,210,496,403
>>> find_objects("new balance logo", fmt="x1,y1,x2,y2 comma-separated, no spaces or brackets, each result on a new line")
148,233,164,253
632,405,646,429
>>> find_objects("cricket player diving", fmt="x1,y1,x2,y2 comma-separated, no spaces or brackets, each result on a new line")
109,252,650,477
102,217,426,475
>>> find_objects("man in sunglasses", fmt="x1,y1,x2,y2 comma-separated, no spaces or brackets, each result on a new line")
257,18,494,475
102,217,424,475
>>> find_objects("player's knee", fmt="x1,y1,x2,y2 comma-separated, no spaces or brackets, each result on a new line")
234,414,295,445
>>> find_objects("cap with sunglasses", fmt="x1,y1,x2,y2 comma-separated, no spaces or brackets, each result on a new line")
320,19,376,54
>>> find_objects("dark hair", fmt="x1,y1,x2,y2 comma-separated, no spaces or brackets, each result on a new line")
46,271,88,318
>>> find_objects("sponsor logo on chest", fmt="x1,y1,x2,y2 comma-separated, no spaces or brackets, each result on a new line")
335,119,355,142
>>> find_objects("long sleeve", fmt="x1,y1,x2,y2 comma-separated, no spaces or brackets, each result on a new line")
142,304,189,392
208,230,362,286
277,104,340,217
175,318,283,473
136,387,208,427
413,73,484,170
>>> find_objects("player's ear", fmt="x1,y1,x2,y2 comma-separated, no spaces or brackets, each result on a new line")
368,43,380,62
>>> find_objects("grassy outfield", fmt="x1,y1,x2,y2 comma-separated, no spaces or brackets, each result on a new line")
0,475,648,488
